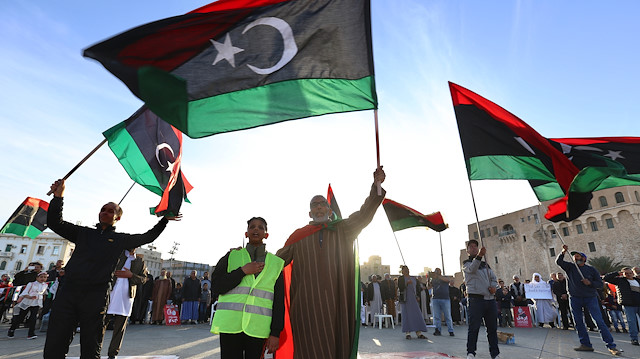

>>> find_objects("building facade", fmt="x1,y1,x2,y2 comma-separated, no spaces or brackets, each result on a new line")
163,259,214,282
136,246,164,278
0,232,74,277
464,186,640,282
360,255,391,283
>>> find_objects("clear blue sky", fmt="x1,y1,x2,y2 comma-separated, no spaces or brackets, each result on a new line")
1,1,639,276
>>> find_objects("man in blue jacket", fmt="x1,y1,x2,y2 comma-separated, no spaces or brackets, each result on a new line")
556,244,622,355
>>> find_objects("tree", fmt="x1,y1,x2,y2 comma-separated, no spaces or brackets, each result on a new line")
587,256,627,274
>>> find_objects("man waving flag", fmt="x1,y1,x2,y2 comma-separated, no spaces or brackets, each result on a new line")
84,0,377,139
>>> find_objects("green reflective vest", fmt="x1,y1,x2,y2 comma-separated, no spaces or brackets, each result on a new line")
211,248,284,338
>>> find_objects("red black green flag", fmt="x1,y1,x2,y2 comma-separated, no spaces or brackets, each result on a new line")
102,107,193,216
0,197,49,239
450,82,640,222
327,184,342,221
84,0,377,139
382,199,447,232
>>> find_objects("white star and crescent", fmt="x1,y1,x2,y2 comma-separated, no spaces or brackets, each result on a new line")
155,143,176,173
209,16,298,75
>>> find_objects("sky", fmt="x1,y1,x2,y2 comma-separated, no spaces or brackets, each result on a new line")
1,1,639,277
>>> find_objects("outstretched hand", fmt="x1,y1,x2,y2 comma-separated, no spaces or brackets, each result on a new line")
50,179,65,198
373,166,386,184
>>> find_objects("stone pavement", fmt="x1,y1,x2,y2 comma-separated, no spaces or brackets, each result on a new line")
1,320,639,358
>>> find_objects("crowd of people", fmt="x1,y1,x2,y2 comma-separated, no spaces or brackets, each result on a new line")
2,170,639,359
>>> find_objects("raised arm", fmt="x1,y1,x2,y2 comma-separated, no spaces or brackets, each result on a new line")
47,180,80,242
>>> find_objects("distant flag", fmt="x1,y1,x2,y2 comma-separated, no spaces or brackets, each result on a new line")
0,197,49,239
327,184,342,221
449,82,640,222
102,106,193,216
382,199,448,232
84,0,377,139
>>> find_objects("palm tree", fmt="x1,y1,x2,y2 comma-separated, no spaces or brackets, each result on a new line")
587,256,627,274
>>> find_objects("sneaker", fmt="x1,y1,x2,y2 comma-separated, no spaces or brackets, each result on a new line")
631,339,639,346
608,347,623,356
449,332,455,336
433,330,441,336
574,344,594,352
7,330,15,338
27,335,37,340
466,354,475,359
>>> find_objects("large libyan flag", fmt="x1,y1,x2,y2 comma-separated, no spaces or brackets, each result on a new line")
449,82,640,222
103,107,193,216
382,199,447,232
0,197,49,239
84,0,377,139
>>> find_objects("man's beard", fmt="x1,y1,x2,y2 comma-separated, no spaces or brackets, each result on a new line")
311,213,331,223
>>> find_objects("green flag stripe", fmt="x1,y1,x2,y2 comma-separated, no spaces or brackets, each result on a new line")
103,122,163,196
180,77,376,138
0,223,43,239
389,217,428,232
468,155,556,181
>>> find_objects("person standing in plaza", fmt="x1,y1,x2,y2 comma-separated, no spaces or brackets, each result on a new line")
182,270,201,324
398,265,428,340
429,268,454,336
604,267,640,345
556,245,622,355
552,272,573,330
462,240,500,359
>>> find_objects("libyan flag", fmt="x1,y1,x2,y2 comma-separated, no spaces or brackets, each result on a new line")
0,197,49,239
103,107,193,216
84,0,377,139
450,82,640,222
382,199,448,232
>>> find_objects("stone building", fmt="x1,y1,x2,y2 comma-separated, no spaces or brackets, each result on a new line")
0,232,74,277
136,246,164,278
464,186,640,282
360,255,391,283
163,259,214,282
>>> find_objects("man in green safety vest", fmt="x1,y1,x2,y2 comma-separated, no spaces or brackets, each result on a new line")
211,217,285,359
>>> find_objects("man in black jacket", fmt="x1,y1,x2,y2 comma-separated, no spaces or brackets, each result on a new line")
43,179,179,359
604,267,640,346
552,272,573,330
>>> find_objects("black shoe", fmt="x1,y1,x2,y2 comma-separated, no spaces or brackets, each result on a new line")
623,328,628,333
7,330,14,338
449,332,455,336
588,327,596,332
615,328,620,333
574,345,594,352
631,339,639,346
433,330,441,336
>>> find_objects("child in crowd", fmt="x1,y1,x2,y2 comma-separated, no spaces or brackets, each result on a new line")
603,285,627,333
8,271,49,339
199,283,211,323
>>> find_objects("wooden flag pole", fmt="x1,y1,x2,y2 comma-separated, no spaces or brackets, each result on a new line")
47,138,108,195
118,182,136,206
374,109,382,195
391,231,407,267
439,231,446,275
536,203,585,279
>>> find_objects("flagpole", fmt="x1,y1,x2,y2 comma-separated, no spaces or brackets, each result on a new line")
391,231,407,267
536,202,585,279
46,138,108,195
466,179,489,261
374,109,382,196
439,232,446,275
118,182,136,206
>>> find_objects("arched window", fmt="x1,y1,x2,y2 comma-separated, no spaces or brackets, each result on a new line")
615,192,625,203
15,261,23,271
0,261,6,270
599,196,608,207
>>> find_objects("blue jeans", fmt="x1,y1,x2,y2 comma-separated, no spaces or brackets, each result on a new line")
569,296,616,349
609,309,625,330
432,298,454,333
623,306,640,341
466,297,499,358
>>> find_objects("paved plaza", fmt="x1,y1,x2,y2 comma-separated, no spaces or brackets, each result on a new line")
1,319,639,359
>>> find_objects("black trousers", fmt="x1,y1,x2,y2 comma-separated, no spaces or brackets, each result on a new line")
219,332,266,359
9,305,39,337
44,285,109,359
558,298,571,328
103,314,129,357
